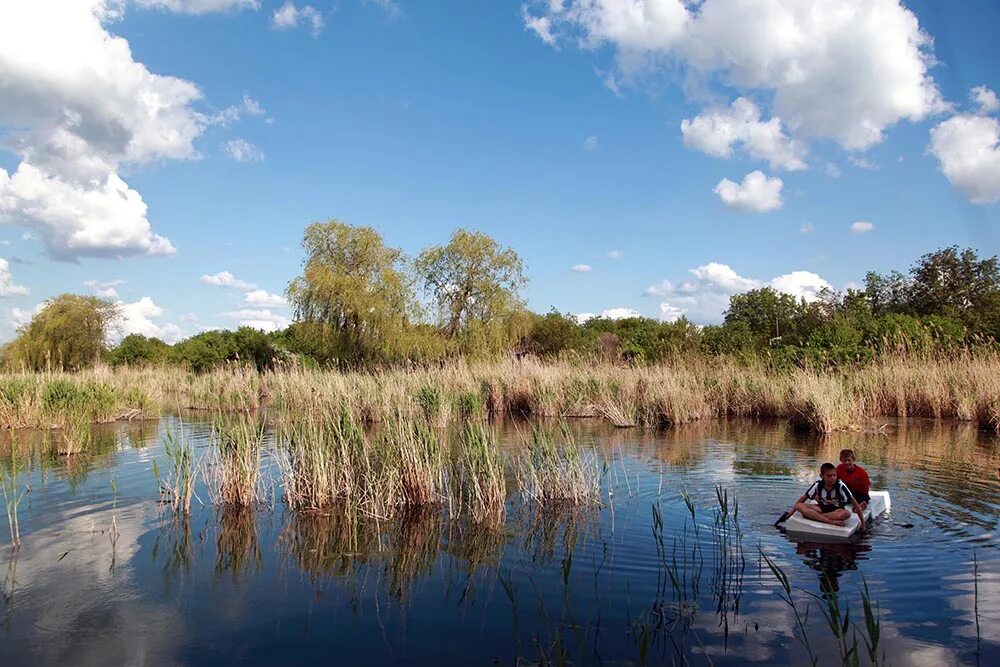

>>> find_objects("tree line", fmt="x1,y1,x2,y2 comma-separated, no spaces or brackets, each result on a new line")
3,218,999,372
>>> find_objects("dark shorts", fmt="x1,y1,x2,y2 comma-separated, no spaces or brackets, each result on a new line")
852,491,871,504
819,504,845,514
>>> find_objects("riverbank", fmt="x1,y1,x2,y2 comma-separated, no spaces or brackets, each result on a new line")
2,353,999,434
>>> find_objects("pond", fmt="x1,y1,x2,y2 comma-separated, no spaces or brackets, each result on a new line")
0,417,996,666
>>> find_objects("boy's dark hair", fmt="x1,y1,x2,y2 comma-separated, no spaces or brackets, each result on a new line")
839,449,855,459
820,462,836,474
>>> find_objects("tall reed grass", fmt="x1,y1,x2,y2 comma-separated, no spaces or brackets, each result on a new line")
6,351,1000,434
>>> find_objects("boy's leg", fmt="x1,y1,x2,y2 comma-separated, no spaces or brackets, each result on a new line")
795,502,845,526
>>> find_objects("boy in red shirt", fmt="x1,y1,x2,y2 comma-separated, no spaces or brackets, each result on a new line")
837,449,870,508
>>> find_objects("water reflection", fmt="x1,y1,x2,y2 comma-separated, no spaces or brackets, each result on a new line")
793,539,871,595
214,506,261,579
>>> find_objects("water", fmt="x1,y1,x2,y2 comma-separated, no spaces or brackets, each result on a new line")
0,417,996,666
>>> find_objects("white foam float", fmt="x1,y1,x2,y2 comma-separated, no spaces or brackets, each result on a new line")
785,491,891,540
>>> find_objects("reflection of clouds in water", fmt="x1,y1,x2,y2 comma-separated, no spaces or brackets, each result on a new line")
945,557,1000,645
1,502,184,665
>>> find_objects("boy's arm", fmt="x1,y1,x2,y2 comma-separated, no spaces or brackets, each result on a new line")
789,494,806,516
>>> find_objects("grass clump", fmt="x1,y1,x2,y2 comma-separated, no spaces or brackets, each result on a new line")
154,427,197,514
452,422,507,525
515,423,601,507
211,411,265,507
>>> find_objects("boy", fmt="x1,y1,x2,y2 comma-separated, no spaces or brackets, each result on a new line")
788,463,866,530
836,449,870,509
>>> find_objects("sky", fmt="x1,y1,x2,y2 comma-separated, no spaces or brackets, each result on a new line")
1,0,999,342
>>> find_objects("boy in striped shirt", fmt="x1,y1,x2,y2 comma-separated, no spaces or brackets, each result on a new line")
789,463,867,531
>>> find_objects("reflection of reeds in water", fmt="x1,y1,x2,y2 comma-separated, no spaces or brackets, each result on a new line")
445,519,507,570
518,504,594,566
211,411,264,507
281,507,383,581
515,423,601,507
386,508,443,601
152,515,193,588
215,506,262,578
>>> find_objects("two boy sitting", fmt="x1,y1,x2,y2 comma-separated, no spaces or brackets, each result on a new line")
789,450,871,531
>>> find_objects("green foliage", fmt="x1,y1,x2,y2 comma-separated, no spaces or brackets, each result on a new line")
2,294,120,371
108,334,169,367
415,228,528,355
286,220,413,364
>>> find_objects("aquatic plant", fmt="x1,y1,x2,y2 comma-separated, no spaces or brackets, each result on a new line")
155,427,196,514
515,423,601,507
451,422,506,525
0,437,26,549
210,411,265,507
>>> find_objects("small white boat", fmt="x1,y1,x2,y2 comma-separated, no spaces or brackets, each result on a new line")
785,491,891,539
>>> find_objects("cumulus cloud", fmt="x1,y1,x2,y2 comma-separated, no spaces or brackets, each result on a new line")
0,259,28,297
135,0,260,13
928,113,1000,204
0,0,218,260
208,95,266,127
201,271,257,291
644,261,830,324
244,289,287,307
971,85,1000,114
575,307,644,323
680,97,807,170
524,0,945,151
571,263,592,272
850,221,875,234
114,296,185,343
583,135,599,151
83,278,125,299
226,308,290,332
714,171,783,212
225,138,264,163
272,1,325,36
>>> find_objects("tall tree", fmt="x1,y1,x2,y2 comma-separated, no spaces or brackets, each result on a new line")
286,220,413,362
415,229,527,341
2,294,120,371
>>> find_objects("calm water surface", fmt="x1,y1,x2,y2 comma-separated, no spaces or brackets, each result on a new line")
0,417,997,666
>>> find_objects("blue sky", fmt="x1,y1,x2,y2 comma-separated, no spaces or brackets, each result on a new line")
1,0,999,341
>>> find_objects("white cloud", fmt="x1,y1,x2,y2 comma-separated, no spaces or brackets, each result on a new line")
523,6,557,45
225,138,264,163
115,296,185,343
135,0,260,13
928,113,1000,204
244,289,287,307
208,94,266,127
525,0,944,151
9,304,43,330
364,0,402,18
583,135,599,151
847,155,877,170
201,271,257,291
800,222,814,234
606,249,623,258
850,221,874,234
272,2,325,36
713,170,783,212
0,259,28,297
21,232,34,241
574,312,596,324
83,278,125,299
226,308,290,332
0,0,207,260
680,97,807,170
971,85,1000,114
644,261,830,324
571,263,592,272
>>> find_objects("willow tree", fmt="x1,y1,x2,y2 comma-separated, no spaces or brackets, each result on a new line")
415,229,528,355
2,294,120,371
286,220,413,364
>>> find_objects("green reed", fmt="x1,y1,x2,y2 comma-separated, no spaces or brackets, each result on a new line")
154,426,196,514
211,410,265,507
515,423,601,507
0,437,26,549
452,421,506,525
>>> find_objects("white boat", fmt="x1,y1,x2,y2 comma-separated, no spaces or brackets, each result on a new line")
784,491,891,539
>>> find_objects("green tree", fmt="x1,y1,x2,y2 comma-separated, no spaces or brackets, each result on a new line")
108,334,169,367
529,309,580,357
2,294,120,371
169,330,238,373
286,220,414,364
724,288,805,348
415,229,527,353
